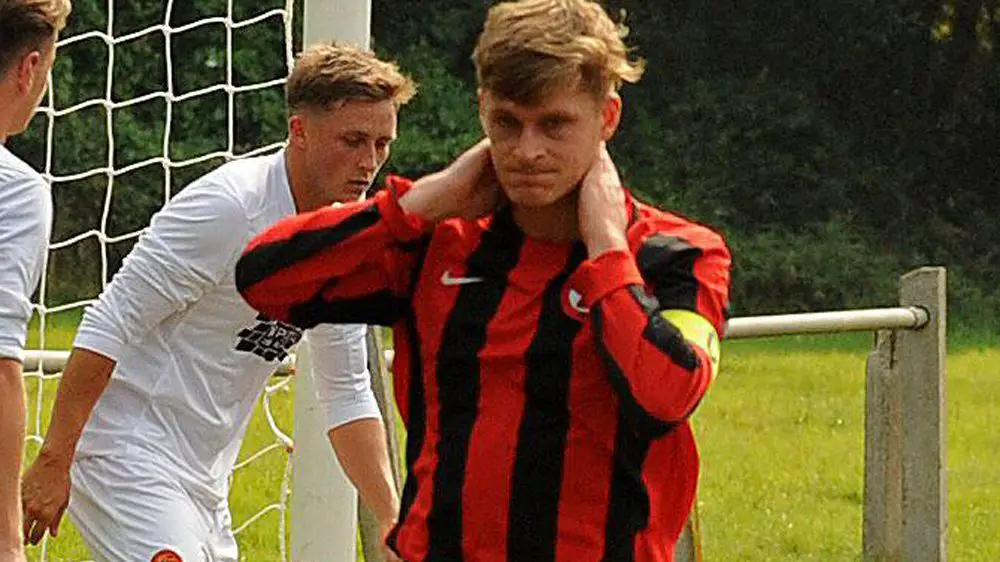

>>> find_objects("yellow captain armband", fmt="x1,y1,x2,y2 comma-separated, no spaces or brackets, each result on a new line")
660,309,721,379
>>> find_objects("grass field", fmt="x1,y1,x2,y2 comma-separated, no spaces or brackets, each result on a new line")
20,315,1000,561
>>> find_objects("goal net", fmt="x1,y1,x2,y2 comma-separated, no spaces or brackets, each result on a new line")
14,0,307,559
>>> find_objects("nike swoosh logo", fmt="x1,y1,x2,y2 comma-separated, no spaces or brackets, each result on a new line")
568,289,590,314
441,270,485,286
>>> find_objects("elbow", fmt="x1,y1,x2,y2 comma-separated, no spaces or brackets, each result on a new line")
233,251,258,297
607,353,713,436
234,252,281,320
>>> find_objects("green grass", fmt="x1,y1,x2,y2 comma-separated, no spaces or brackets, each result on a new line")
22,375,296,562
21,320,1000,561
694,337,1000,561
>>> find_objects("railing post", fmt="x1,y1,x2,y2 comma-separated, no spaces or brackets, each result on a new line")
675,506,702,562
897,267,947,561
863,330,902,561
359,328,404,562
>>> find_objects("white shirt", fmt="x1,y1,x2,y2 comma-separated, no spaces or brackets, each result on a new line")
74,150,380,504
0,145,52,362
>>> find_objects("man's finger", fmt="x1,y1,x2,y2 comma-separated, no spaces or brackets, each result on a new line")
50,505,66,537
22,515,34,545
28,516,48,545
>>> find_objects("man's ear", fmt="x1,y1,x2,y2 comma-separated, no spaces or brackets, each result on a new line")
477,88,490,133
288,114,306,148
601,92,622,142
17,51,43,94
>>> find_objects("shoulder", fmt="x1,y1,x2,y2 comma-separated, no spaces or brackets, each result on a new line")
0,148,52,234
628,198,730,261
0,146,44,183
180,152,285,215
0,148,49,204
160,153,285,224
627,198,732,304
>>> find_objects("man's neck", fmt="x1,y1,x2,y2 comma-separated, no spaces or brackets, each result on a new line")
284,148,314,213
511,193,580,242
0,87,16,145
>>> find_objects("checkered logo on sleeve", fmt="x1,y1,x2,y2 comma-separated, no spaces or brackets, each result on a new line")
235,314,303,362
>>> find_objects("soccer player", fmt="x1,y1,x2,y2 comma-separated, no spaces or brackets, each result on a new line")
0,1,70,559
236,1,732,560
20,43,414,562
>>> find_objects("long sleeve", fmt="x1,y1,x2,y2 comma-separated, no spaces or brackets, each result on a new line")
306,323,381,432
571,225,731,436
0,173,51,362
236,177,429,329
74,185,249,361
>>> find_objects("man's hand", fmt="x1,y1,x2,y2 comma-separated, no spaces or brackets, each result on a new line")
400,139,502,223
20,450,71,546
579,144,629,259
380,517,402,562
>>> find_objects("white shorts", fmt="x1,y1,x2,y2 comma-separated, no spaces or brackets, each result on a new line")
68,454,238,562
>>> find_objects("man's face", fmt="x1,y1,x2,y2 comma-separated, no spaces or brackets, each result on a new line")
291,99,398,205
479,83,621,209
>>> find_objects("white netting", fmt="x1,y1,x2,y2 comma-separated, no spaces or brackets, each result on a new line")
21,1,301,560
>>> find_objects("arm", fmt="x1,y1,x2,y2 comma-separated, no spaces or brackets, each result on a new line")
574,240,730,435
307,325,398,527
0,169,50,558
236,139,499,328
20,349,114,544
329,420,398,531
577,147,731,435
0,360,26,559
236,180,430,328
21,185,250,544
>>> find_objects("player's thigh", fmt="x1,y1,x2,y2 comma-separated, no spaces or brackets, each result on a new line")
69,456,213,562
207,507,238,562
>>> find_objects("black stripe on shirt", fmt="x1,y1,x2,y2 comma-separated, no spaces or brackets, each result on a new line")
288,290,409,328
426,211,524,560
629,286,700,373
636,235,701,312
387,313,425,556
601,411,655,562
235,204,382,292
592,301,677,438
387,239,430,558
507,242,587,562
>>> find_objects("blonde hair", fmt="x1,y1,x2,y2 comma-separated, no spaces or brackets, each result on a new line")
473,0,644,103
286,42,417,114
0,0,71,75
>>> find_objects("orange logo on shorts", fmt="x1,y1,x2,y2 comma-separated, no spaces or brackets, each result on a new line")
151,550,183,562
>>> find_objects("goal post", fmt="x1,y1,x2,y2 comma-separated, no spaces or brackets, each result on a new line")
291,2,378,562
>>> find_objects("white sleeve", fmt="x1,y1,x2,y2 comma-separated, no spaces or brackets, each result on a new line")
0,176,52,362
73,183,249,361
305,323,381,432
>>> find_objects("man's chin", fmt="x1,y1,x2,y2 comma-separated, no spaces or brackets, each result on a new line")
332,187,368,203
504,184,577,209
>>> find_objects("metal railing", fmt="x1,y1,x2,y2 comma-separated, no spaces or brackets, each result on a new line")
22,267,946,562
675,267,946,562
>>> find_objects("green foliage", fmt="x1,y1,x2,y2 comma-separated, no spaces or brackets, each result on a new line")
726,220,900,316
381,42,482,177
6,0,1000,327
618,76,862,229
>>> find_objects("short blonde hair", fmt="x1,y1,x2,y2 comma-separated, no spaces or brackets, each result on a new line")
473,0,644,104
0,0,71,75
286,42,417,114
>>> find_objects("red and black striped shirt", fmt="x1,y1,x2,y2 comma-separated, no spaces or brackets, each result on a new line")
236,177,731,562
